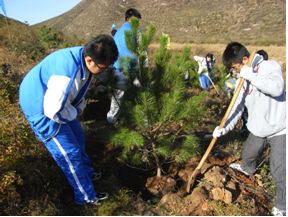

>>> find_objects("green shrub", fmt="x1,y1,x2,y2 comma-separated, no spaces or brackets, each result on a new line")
109,19,207,177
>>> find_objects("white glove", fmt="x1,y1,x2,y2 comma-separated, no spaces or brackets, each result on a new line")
107,112,116,124
239,65,253,80
184,71,189,80
212,126,228,138
106,90,124,124
133,77,142,87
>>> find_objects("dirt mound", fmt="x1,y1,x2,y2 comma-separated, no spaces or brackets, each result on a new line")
151,156,272,215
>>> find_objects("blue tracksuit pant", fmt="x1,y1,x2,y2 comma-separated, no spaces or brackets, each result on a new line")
43,120,96,204
199,74,210,90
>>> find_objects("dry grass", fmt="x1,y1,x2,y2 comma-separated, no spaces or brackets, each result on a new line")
0,47,35,74
149,42,286,86
150,42,286,64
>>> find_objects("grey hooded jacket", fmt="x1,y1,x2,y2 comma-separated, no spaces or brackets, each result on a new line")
224,54,286,138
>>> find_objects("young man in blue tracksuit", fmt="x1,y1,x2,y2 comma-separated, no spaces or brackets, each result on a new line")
213,42,286,216
19,35,126,205
106,8,143,124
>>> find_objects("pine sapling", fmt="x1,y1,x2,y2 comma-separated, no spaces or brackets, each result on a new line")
110,19,206,178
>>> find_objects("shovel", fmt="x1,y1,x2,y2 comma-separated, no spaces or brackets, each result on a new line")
207,73,220,96
186,52,255,193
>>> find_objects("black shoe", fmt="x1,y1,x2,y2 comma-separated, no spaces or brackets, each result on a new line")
76,192,109,206
91,192,109,205
96,192,109,201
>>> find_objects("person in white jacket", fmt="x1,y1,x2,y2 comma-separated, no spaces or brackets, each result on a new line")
193,53,216,90
213,42,286,216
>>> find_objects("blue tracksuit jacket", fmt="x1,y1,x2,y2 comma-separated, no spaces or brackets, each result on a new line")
19,46,91,141
113,22,137,70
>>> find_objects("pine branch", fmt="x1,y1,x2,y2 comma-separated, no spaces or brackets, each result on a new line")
111,128,144,150
109,23,204,173
139,24,156,51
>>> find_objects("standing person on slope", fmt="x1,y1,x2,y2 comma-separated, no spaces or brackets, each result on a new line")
107,8,144,124
213,42,286,216
19,35,125,205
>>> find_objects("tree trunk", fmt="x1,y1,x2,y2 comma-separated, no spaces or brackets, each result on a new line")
157,167,161,177
152,142,162,177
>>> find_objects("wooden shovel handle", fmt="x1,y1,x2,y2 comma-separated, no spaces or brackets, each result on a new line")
219,78,245,128
186,78,244,192
186,52,255,193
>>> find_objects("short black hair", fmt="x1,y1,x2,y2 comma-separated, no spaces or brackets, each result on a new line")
206,53,215,61
84,34,118,65
222,42,250,69
256,49,268,60
125,8,141,21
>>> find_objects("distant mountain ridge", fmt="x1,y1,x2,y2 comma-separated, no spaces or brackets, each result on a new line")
38,0,285,45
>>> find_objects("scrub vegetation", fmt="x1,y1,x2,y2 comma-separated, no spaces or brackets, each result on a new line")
0,14,282,215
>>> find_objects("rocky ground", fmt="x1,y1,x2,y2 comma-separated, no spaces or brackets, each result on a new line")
79,88,274,216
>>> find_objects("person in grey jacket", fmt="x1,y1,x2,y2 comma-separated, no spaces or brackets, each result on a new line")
213,42,286,216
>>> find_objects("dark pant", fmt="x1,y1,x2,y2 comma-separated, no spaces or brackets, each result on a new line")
241,132,286,210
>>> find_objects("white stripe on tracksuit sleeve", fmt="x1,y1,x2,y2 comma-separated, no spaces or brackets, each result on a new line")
43,75,77,123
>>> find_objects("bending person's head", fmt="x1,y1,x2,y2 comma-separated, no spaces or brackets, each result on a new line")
256,49,269,60
222,42,250,73
83,34,118,74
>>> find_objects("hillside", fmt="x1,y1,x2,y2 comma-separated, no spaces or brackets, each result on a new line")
0,14,283,216
38,0,286,45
